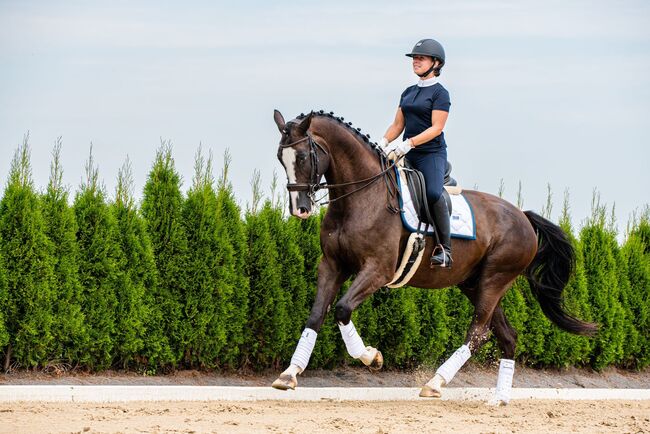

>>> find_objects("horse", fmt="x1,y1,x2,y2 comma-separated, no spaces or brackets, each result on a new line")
271,109,597,404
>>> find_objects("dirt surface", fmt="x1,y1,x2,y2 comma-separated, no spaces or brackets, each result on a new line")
2,363,649,389
0,400,648,433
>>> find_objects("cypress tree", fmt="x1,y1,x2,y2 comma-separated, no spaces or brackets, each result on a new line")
622,212,650,368
580,193,626,369
443,286,473,355
215,150,249,368
244,171,289,369
267,175,309,362
0,242,9,356
41,138,88,365
0,136,56,368
141,142,187,367
542,191,592,367
370,286,420,368
412,288,450,367
181,148,230,368
610,213,639,368
73,147,119,370
111,158,151,368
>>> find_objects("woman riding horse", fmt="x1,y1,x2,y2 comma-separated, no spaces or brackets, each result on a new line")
381,38,452,268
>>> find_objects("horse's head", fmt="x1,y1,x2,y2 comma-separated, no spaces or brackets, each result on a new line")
274,110,328,219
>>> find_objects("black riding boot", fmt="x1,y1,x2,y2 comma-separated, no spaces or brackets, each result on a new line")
430,195,452,268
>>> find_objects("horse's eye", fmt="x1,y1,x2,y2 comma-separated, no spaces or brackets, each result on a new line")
297,153,308,163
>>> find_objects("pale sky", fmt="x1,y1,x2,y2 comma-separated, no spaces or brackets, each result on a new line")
1,0,648,235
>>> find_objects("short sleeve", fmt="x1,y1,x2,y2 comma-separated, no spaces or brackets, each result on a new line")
432,87,451,112
399,88,409,107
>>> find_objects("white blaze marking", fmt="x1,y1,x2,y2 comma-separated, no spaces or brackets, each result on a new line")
281,146,300,214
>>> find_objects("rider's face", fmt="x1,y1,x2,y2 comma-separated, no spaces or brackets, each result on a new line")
412,55,434,76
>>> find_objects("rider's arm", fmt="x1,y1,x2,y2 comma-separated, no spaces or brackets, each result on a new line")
382,108,405,142
409,110,448,147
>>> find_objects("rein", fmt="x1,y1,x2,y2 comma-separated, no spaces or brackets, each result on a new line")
280,131,400,210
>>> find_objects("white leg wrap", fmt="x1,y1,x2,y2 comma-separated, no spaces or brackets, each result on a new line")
435,344,471,384
494,359,515,403
289,328,317,371
338,321,366,359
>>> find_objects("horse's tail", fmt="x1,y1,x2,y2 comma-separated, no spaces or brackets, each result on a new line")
523,210,598,336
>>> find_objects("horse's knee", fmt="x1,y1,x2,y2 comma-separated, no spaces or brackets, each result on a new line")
334,302,352,325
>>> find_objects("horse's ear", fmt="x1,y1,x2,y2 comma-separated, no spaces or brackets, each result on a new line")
296,111,313,135
273,109,286,133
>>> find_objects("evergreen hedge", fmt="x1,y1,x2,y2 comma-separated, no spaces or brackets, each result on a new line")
0,141,648,372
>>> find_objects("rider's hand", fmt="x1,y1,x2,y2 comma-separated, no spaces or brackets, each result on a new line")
387,139,413,161
378,137,389,149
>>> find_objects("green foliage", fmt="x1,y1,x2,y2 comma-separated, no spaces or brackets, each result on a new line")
245,197,290,369
542,197,593,367
580,195,627,369
411,288,449,367
0,138,56,368
140,143,186,367
73,148,119,370
0,243,9,353
214,150,249,368
41,139,88,365
111,159,151,368
621,214,650,368
266,185,309,362
181,149,234,368
443,286,473,354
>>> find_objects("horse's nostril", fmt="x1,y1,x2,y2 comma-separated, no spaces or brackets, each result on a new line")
299,207,309,214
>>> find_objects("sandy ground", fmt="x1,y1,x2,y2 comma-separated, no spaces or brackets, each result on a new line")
2,366,649,433
0,399,648,433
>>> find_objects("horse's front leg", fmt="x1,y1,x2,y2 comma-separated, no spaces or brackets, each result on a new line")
272,258,348,390
334,264,391,370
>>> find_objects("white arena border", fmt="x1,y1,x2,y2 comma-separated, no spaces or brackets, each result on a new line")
1,386,649,402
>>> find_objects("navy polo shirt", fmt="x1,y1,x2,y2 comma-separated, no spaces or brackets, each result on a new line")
399,82,451,152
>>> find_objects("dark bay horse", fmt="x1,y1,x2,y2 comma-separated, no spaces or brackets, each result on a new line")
272,109,596,403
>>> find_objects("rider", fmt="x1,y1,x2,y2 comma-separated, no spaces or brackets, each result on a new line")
380,38,452,268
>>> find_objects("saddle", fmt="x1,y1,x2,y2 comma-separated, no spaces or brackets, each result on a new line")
402,160,456,231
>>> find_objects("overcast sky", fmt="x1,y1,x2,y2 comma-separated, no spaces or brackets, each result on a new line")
1,0,648,235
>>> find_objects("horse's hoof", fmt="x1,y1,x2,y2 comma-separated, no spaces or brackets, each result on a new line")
419,385,442,398
368,350,383,372
271,374,297,390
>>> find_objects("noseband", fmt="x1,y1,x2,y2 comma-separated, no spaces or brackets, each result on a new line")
279,132,329,198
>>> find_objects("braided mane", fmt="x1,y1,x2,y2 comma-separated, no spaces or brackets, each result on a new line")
295,110,383,156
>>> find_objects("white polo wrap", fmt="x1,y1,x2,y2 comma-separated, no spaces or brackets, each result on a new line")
436,344,471,384
289,328,317,371
338,321,366,359
494,358,515,403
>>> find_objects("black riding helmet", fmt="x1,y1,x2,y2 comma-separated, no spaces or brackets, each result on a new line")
406,38,445,77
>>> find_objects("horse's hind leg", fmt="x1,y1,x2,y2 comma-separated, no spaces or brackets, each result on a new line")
272,258,349,390
420,271,518,399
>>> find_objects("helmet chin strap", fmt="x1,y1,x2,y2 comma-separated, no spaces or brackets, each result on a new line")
417,64,436,78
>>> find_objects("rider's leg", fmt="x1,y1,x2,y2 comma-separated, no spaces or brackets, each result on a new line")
406,150,451,267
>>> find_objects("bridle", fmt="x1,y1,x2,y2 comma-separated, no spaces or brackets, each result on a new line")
279,129,400,209
279,132,328,198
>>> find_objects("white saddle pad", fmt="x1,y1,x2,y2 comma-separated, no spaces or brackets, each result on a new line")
396,167,476,240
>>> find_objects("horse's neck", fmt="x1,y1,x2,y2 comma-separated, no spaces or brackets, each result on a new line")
310,120,388,216
315,123,382,188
